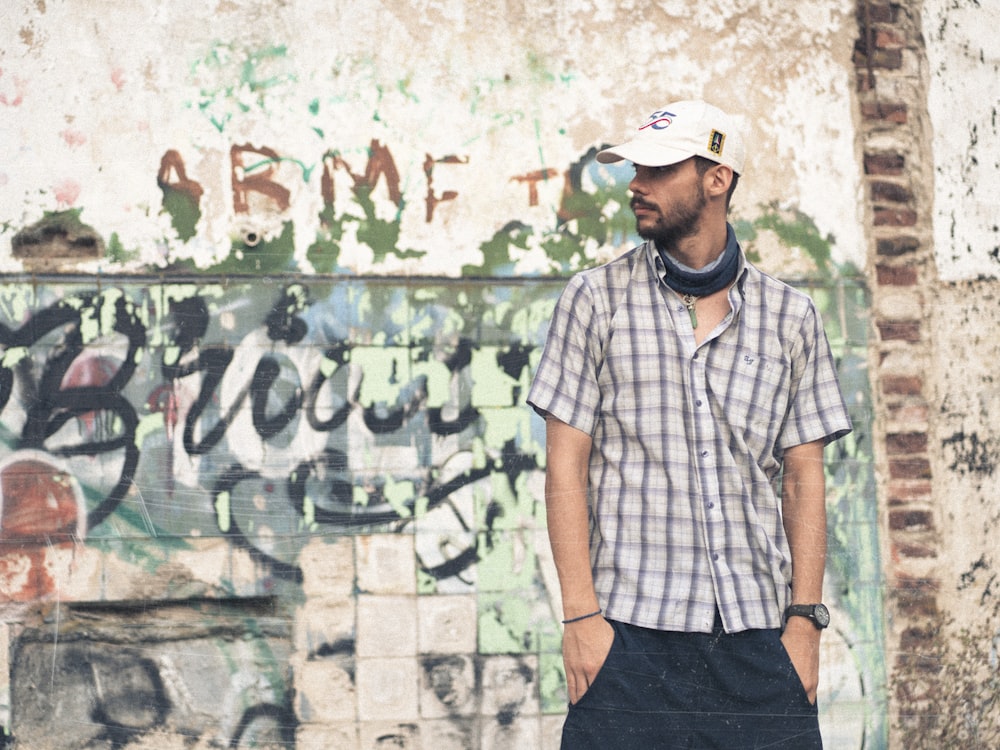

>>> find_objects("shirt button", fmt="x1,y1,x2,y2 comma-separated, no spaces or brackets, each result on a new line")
695,399,703,407
707,502,715,509
712,553,720,561
701,450,709,457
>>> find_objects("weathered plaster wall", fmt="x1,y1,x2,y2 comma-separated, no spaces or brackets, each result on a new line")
923,0,1000,281
1,0,863,277
0,1,890,748
922,0,1000,744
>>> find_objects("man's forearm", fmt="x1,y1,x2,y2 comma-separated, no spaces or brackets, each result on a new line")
781,440,827,604
544,417,599,618
780,439,827,704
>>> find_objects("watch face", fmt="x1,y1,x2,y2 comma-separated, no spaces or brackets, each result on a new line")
813,603,831,628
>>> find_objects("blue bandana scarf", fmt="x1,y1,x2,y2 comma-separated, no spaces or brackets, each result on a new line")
658,223,741,297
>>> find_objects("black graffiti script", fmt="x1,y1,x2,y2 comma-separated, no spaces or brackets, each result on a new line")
0,284,538,583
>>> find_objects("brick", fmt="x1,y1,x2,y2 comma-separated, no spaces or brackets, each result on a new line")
889,456,932,480
894,540,938,559
853,46,870,68
877,263,918,286
898,625,941,649
887,432,928,454
877,320,922,342
882,375,923,396
892,576,940,618
860,4,898,24
872,180,913,203
869,48,904,69
888,479,933,504
889,509,934,531
861,100,908,123
852,43,898,72
876,28,907,48
895,625,943,672
10,213,104,272
874,207,918,226
886,402,929,426
865,152,905,175
877,235,920,256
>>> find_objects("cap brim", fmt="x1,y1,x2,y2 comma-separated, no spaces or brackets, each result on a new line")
596,141,694,167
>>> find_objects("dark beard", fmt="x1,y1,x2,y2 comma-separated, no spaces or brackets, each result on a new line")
632,189,706,251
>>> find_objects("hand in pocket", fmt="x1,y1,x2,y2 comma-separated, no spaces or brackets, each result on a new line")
563,616,615,704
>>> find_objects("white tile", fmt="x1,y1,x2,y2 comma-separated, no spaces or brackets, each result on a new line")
293,659,356,723
418,718,479,750
356,534,416,595
418,654,478,718
358,720,420,748
541,714,565,750
480,654,539,720
481,714,541,750
356,657,419,722
356,595,417,658
299,537,355,599
295,723,358,750
294,598,355,655
417,595,478,654
414,528,477,594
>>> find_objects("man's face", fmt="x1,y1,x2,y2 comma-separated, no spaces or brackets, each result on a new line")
628,157,706,248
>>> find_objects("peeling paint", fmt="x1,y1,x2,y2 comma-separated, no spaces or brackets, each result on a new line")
0,1,862,277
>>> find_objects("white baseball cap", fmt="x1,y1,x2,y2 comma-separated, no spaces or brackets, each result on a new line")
596,100,746,175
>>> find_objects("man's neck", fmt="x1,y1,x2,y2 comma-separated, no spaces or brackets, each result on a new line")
664,221,729,270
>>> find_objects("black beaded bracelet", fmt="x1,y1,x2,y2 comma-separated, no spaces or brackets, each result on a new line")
561,608,602,624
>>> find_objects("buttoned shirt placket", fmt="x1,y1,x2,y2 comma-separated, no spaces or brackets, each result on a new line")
661,282,739,632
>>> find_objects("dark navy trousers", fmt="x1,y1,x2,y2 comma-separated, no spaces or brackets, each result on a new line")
560,618,823,750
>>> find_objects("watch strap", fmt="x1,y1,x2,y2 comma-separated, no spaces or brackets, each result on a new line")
784,603,830,629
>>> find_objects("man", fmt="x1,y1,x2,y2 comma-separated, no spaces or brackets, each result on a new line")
527,100,852,749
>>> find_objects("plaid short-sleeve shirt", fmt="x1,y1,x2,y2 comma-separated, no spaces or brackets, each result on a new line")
527,238,852,633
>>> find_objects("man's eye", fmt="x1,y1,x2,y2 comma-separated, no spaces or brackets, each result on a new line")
633,164,674,178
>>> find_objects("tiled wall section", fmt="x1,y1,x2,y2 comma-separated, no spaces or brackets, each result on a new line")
0,276,879,748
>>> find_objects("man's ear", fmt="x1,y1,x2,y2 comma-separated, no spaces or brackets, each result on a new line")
704,164,734,199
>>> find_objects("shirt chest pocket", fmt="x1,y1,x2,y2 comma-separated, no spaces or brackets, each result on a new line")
704,344,792,444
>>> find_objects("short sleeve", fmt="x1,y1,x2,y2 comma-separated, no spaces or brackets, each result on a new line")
779,301,853,450
526,274,603,436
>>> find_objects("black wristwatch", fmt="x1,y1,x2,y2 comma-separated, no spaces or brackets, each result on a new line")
784,603,830,630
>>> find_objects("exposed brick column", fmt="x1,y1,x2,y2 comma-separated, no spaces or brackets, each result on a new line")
854,0,940,739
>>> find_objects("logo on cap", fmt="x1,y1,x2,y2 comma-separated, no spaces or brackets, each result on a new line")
709,130,726,157
639,110,677,131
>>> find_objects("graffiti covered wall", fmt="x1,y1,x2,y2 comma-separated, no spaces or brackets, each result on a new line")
0,276,876,747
